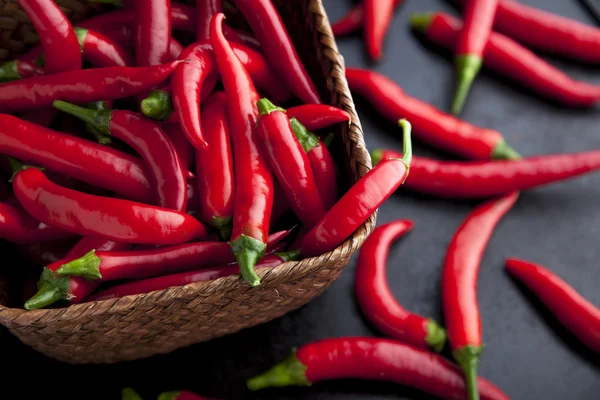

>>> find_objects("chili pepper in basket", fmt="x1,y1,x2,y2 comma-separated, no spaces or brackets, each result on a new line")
211,13,274,287
285,104,350,131
53,101,187,211
297,120,411,258
133,0,171,66
0,61,181,114
74,27,134,67
247,337,509,400
257,99,326,229
443,192,518,400
0,202,74,244
364,0,395,60
505,258,600,354
372,149,600,199
346,68,519,161
412,13,600,108
356,220,446,352
0,60,43,82
331,0,403,37
233,0,321,104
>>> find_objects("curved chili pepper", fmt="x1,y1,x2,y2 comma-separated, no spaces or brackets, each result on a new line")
233,0,320,104
285,104,350,131
53,101,187,211
74,27,134,67
505,258,600,354
211,13,274,286
18,0,81,73
257,99,326,229
346,68,519,160
364,0,395,60
197,92,235,240
372,149,600,199
163,123,194,172
443,192,518,400
412,13,600,108
0,202,73,244
356,220,446,352
297,120,411,258
0,61,181,114
331,0,403,37
0,60,44,82
247,337,509,400
134,0,171,66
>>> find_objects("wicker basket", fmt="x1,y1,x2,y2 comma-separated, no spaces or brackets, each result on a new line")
0,0,374,364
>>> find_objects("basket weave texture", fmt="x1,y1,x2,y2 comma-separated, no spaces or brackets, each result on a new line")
0,0,374,364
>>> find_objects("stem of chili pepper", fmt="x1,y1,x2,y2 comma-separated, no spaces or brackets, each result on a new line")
247,338,509,400
285,104,351,131
83,101,113,145
134,0,172,66
0,201,74,244
331,0,403,37
505,258,600,354
74,27,134,67
141,90,175,121
364,0,395,60
0,60,44,82
443,192,518,400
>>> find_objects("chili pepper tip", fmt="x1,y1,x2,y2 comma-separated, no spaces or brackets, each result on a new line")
247,351,310,390
409,12,434,32
452,345,482,400
56,249,103,281
212,216,233,242
257,98,286,118
491,139,521,161
425,319,447,352
230,234,267,287
452,54,482,115
24,268,70,310
121,388,143,400
141,90,174,121
289,118,320,154
0,60,20,83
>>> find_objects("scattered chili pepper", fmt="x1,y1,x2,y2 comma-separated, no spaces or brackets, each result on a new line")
364,0,395,60
285,104,351,131
74,27,134,67
372,149,600,199
247,337,509,400
0,60,43,82
505,258,600,354
134,0,171,66
331,0,403,37
211,13,274,287
356,220,446,352
163,122,194,172
0,202,74,244
412,12,600,108
443,192,518,400
346,68,519,160
233,0,321,104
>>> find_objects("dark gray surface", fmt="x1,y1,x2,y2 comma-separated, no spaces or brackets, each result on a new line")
2,0,600,398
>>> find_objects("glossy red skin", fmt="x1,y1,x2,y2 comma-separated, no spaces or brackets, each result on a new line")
0,202,74,244
258,111,325,228
109,111,187,211
308,142,338,211
0,61,180,113
15,60,44,79
506,258,600,354
331,0,403,36
364,0,395,60
424,14,600,107
163,123,193,172
457,0,499,56
197,0,221,41
197,92,235,225
18,0,81,73
12,168,208,245
81,29,134,67
443,192,518,350
346,68,502,160
296,338,509,400
298,159,407,257
134,0,171,66
0,114,152,201
286,105,350,131
233,0,321,104
211,14,274,243
379,149,600,199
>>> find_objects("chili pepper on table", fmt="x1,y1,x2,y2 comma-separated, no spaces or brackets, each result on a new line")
443,192,518,400
505,258,600,354
412,12,600,108
285,104,351,131
0,60,43,82
53,101,187,211
0,202,74,244
356,220,446,352
74,27,134,67
133,0,171,66
247,337,509,400
346,68,519,161
211,13,274,286
364,0,395,60
331,0,403,37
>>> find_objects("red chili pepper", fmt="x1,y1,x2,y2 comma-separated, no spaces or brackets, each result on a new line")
285,104,350,131
247,337,509,400
197,0,222,41
505,258,600,354
412,12,600,108
134,0,171,66
0,60,44,82
74,27,134,67
364,0,395,60
0,61,181,114
355,220,446,352
0,114,153,201
331,0,403,37
53,101,187,211
163,122,194,172
372,149,600,199
66,236,131,259
196,92,235,240
232,0,321,104
18,0,81,73
297,120,411,258
443,192,518,400
346,68,519,160
211,13,274,286
0,202,74,244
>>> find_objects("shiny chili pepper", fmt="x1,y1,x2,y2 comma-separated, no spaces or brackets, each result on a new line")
452,0,499,114
163,123,194,172
443,192,518,400
0,60,43,82
233,0,321,104
412,12,600,108
356,220,446,352
297,120,411,258
505,258,600,354
372,149,600,199
364,0,395,60
0,202,73,244
331,0,403,37
0,61,181,114
53,101,187,211
197,0,222,41
74,27,134,67
134,0,171,66
211,13,274,286
0,114,153,201
196,92,235,240
285,104,350,131
247,337,509,400
346,68,519,160
18,0,81,73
